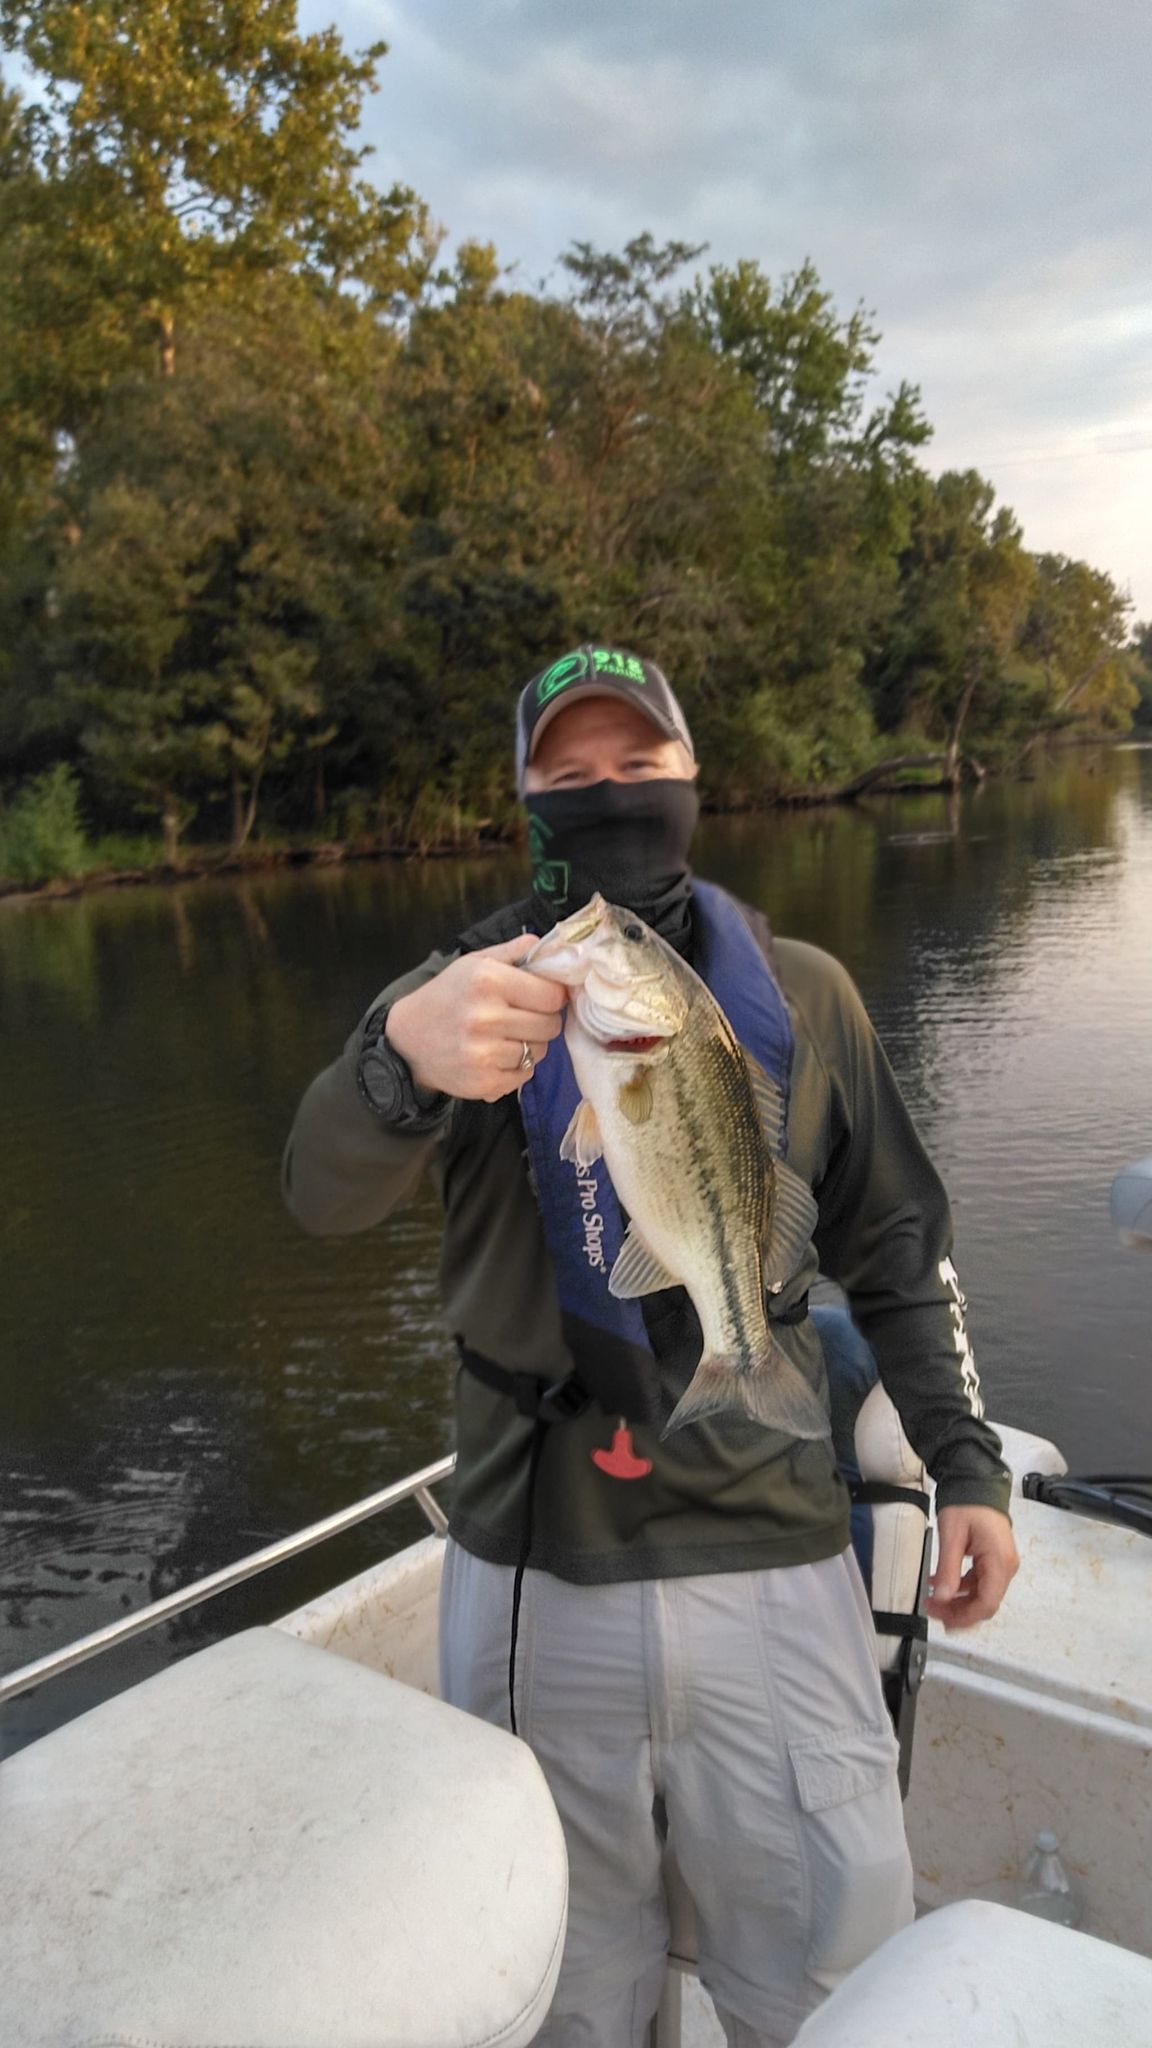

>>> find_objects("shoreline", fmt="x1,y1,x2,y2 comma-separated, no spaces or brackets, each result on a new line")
2,734,1144,912
0,832,514,911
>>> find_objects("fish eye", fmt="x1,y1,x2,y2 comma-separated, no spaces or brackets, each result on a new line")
623,923,643,942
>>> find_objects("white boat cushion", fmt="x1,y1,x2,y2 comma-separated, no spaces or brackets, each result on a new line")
0,1626,568,2048
793,1899,1152,2046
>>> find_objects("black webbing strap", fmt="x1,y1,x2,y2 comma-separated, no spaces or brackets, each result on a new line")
849,1479,931,1516
769,1290,811,1327
871,1608,930,1641
457,1344,592,1425
850,1476,932,1784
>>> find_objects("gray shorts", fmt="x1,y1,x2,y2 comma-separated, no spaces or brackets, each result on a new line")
439,1544,914,2048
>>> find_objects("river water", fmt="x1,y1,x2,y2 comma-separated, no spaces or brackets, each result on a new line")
3,746,1151,1752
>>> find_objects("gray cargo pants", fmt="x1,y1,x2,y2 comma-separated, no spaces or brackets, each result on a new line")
439,1542,914,2048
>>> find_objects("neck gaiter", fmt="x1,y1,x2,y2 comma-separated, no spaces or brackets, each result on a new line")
525,778,700,955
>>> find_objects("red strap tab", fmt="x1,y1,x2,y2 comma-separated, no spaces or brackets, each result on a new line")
591,1424,653,1481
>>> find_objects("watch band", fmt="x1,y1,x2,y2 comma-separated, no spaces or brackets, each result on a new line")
356,1001,449,1128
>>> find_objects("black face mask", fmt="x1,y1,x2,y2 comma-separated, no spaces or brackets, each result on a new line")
525,778,700,954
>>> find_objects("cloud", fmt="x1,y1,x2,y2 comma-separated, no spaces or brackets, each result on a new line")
308,0,1152,612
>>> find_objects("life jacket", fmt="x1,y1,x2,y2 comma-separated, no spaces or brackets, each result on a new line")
456,881,806,1428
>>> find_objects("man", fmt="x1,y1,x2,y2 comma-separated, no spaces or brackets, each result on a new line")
283,645,1019,2048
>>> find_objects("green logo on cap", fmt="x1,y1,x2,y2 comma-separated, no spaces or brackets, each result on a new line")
590,648,646,684
534,646,647,708
535,650,589,706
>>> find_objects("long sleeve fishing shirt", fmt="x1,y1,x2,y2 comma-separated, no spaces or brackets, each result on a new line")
282,900,1011,1581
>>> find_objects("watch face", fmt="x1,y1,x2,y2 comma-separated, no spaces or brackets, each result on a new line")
362,1041,404,1119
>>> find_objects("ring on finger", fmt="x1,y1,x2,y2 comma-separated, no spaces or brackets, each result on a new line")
518,1040,535,1073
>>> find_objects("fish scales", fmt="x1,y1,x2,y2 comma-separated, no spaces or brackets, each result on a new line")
663,1002,767,1366
524,895,831,1442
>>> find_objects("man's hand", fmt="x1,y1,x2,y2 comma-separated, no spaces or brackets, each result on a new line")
385,937,568,1103
926,1504,1020,1630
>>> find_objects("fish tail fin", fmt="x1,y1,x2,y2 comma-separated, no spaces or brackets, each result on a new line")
663,1334,831,1442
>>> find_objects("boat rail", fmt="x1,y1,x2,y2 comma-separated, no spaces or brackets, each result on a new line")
0,1452,456,1707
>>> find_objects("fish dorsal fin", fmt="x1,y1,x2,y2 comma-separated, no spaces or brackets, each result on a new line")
762,1159,820,1292
609,1223,680,1300
743,1051,787,1158
618,1068,655,1125
559,1098,603,1172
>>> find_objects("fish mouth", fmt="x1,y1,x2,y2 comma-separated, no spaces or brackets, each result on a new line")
522,899,608,979
553,902,606,946
577,988,676,1049
528,896,608,958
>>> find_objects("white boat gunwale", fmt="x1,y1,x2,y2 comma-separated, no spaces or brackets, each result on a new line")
0,1451,455,1707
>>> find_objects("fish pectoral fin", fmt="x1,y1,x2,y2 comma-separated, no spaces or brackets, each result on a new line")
663,1335,831,1441
617,1067,655,1125
559,1098,603,1171
608,1224,680,1300
762,1160,820,1292
743,1051,787,1157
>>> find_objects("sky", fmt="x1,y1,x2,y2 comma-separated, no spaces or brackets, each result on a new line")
301,0,1152,624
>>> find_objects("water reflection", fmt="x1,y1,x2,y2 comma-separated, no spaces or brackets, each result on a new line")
2,746,1150,1750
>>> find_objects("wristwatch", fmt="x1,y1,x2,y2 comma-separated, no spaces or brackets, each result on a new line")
356,1001,450,1129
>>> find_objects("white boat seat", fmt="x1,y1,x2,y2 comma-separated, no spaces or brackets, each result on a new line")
793,1899,1152,2046
0,1625,568,2048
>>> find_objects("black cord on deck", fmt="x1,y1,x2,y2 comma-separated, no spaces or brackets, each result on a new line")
1023,1471,1152,1540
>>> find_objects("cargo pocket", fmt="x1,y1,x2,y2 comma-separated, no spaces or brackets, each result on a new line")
787,1721,912,1985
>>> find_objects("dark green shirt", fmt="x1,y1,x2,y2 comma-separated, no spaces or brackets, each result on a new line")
282,901,1011,1581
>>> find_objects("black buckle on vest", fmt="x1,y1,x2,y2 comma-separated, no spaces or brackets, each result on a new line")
456,1342,592,1425
522,1373,591,1424
769,1288,810,1328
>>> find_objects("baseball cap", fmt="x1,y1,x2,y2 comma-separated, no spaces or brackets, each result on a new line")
515,644,695,793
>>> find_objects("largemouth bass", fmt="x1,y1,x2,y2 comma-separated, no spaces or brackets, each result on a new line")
523,895,831,1440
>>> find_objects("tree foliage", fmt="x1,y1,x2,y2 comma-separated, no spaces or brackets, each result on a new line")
1128,624,1152,729
863,471,1040,771
0,7,1139,878
0,0,426,453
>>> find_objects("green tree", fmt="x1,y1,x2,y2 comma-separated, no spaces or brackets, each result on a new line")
49,473,225,861
0,761,87,881
679,259,929,791
1128,624,1152,729
0,0,426,451
690,258,886,467
324,243,571,840
499,241,801,793
865,470,1040,779
1017,555,1136,742
39,288,407,853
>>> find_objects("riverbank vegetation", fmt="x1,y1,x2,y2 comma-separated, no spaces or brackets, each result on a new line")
1,3,1149,892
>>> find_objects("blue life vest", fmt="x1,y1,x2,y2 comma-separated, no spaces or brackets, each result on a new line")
516,880,796,1427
